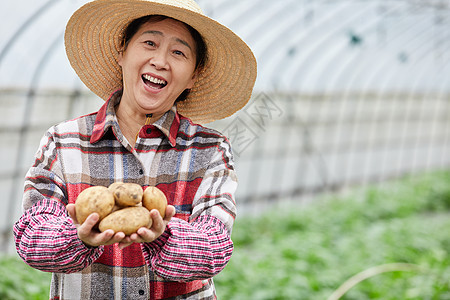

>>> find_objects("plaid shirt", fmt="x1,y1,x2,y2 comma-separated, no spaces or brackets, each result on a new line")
13,91,237,299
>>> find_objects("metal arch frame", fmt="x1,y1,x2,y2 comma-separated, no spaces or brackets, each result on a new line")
0,0,58,67
1,0,72,252
3,31,65,252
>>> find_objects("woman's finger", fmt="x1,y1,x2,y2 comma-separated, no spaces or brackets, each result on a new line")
77,213,99,238
164,205,176,221
66,204,78,224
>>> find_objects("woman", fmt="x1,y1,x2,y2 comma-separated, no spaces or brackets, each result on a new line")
13,0,256,299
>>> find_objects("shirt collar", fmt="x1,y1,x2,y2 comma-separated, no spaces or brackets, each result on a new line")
90,90,180,147
150,105,180,147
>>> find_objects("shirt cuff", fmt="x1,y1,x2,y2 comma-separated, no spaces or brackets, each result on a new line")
144,226,171,255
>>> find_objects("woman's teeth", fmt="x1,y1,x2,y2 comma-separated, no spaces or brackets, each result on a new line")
143,74,167,86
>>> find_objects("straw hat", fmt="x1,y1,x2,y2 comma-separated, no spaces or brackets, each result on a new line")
65,0,257,124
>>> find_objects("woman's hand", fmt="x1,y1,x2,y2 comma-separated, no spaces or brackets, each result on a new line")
66,204,127,248
118,205,176,249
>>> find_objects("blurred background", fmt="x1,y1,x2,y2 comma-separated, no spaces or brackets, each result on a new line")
0,0,449,299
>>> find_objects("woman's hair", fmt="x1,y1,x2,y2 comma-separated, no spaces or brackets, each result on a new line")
120,15,208,102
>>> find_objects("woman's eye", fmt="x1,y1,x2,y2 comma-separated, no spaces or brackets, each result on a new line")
145,41,155,47
173,50,185,57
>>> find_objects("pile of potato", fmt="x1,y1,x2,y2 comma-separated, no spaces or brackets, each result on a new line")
75,183,167,235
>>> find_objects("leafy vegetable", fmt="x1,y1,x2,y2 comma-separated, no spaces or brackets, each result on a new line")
215,171,450,299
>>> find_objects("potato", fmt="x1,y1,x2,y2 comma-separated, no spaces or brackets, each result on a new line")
75,186,115,224
111,202,142,213
142,186,167,218
98,206,152,235
111,204,121,213
108,182,143,207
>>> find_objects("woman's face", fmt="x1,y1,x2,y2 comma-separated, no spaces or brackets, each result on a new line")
118,18,197,117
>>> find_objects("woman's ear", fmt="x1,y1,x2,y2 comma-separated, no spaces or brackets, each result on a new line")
117,50,123,67
186,70,199,89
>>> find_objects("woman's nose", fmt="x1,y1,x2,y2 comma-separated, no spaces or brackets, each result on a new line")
150,49,169,70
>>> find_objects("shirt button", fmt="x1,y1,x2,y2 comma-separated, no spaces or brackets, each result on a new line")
139,169,144,175
139,289,145,295
146,128,151,134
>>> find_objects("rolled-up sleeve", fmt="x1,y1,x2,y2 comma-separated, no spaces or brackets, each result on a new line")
13,130,104,273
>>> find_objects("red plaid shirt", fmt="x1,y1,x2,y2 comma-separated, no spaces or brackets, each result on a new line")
13,91,237,299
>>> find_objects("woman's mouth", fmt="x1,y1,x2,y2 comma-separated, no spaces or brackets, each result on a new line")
142,74,167,89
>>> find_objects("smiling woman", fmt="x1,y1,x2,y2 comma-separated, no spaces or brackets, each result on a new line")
12,0,257,299
117,18,201,145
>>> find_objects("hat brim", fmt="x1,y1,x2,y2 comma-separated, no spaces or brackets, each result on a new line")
65,0,257,123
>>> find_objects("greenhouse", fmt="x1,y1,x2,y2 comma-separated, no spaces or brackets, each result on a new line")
1,1,449,299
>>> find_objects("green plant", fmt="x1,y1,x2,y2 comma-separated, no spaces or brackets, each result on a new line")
215,171,450,299
0,255,51,300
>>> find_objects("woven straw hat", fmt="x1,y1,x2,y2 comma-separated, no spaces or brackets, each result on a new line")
65,0,257,124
